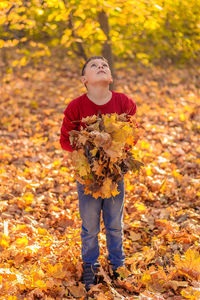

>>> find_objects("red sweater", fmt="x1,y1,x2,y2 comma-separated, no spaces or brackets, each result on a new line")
60,91,137,152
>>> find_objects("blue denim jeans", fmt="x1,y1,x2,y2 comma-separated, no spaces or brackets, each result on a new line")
77,179,125,270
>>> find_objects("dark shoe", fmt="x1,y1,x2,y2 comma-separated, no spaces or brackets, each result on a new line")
82,261,100,291
113,269,121,280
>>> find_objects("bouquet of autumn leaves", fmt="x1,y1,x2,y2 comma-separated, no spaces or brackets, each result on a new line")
69,113,144,199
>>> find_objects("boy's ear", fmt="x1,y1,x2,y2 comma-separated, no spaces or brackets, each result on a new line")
81,76,87,85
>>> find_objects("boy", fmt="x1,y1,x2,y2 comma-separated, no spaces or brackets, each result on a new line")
60,56,137,291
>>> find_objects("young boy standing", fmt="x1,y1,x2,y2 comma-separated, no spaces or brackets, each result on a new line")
60,56,137,291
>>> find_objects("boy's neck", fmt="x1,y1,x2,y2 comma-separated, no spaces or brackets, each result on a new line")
86,85,112,105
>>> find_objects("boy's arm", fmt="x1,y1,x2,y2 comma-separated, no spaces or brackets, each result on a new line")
60,104,79,152
124,96,137,117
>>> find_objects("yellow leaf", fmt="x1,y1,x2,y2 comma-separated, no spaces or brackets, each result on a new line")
22,192,34,205
134,202,146,212
172,169,183,180
115,266,130,280
34,280,46,288
90,147,98,156
174,249,200,280
126,134,135,145
71,149,91,177
0,233,10,249
101,177,113,198
53,160,61,166
30,100,38,108
32,269,45,282
145,166,152,176
179,113,185,121
111,183,120,197
140,140,150,149
37,228,48,235
103,113,117,133
47,263,67,279
16,237,29,247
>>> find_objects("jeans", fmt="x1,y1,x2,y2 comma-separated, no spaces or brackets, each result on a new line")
77,179,125,270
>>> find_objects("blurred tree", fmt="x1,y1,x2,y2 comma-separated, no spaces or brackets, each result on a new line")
0,0,200,72
98,10,113,75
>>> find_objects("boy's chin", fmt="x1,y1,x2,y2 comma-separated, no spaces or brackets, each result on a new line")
96,78,113,85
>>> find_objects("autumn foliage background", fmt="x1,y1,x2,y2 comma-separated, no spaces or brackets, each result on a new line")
0,1,200,299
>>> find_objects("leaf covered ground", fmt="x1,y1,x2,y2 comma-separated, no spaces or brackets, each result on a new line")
0,60,200,299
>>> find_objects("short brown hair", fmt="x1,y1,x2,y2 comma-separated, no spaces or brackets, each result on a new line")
81,56,108,76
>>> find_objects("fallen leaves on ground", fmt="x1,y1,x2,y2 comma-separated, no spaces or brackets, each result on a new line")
0,61,199,299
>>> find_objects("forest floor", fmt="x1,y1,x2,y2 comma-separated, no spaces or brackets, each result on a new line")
0,59,200,299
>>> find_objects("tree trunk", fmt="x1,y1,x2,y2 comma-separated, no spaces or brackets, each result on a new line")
62,0,87,61
98,10,114,89
68,11,87,61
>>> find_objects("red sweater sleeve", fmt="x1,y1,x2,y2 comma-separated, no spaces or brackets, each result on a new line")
121,94,137,116
60,102,80,152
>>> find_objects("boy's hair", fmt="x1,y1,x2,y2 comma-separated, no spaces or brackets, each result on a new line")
81,56,108,76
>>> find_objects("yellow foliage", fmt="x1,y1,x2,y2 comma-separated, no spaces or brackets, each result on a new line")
0,54,199,299
181,286,200,299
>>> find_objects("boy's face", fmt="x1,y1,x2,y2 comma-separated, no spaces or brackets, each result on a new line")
81,58,113,86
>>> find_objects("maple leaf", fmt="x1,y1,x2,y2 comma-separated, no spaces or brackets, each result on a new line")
92,160,105,177
164,280,188,292
67,283,86,298
104,140,123,159
174,249,200,280
126,157,144,172
78,131,90,145
47,263,67,279
111,182,120,197
89,131,112,149
101,177,115,199
82,115,98,124
103,113,118,133
71,149,91,177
